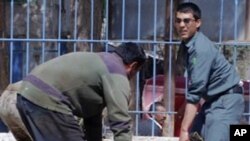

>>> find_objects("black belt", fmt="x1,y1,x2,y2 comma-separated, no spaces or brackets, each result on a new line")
224,84,243,94
207,84,243,103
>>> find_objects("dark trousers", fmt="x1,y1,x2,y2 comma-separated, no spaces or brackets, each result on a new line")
16,94,85,141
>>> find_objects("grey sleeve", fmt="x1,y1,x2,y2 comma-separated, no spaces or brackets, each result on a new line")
186,45,214,104
102,74,132,141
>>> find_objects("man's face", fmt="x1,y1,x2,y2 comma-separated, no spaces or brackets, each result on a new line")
155,106,166,126
175,12,201,42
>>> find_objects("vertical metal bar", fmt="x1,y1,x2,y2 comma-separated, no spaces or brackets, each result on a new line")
25,0,31,75
9,0,14,83
150,0,158,136
218,0,224,53
104,0,109,52
233,0,238,66
90,0,94,52
134,0,142,136
121,0,125,41
151,45,157,136
167,0,174,135
153,0,157,41
135,72,140,136
57,0,62,56
219,0,224,43
41,0,47,63
137,0,141,40
73,0,78,52
169,0,173,42
234,0,238,41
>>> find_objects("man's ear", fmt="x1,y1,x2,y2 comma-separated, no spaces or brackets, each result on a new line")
125,62,140,79
130,62,138,70
196,19,202,29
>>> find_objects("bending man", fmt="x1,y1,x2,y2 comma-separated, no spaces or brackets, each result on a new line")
16,42,146,141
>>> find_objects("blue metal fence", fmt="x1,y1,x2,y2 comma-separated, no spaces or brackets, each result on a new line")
0,0,250,137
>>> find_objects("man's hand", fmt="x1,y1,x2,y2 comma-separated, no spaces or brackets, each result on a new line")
179,130,189,141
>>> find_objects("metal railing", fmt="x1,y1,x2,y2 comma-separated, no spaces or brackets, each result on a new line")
0,0,249,137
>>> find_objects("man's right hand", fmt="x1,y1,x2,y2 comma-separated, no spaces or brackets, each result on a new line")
179,130,189,141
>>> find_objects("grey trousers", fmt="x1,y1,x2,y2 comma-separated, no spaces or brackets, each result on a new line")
191,93,245,141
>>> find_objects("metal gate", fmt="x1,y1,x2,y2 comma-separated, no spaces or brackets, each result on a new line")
0,0,249,137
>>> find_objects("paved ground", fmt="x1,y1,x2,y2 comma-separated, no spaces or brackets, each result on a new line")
0,132,179,141
104,137,179,141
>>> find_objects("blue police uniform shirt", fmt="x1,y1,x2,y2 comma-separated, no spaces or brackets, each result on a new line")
181,32,240,104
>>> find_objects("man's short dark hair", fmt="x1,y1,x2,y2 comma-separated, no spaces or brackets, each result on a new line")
177,2,201,20
114,42,146,66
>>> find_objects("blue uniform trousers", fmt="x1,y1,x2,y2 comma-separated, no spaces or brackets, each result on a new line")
191,93,244,141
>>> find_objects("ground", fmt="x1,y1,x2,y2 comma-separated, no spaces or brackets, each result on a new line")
0,132,179,141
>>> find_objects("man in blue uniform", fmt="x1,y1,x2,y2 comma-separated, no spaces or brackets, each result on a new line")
175,2,245,141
